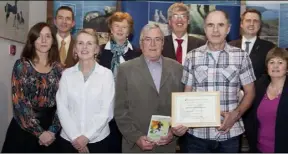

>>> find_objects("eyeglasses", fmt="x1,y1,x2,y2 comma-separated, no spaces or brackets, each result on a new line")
142,37,163,44
171,14,188,20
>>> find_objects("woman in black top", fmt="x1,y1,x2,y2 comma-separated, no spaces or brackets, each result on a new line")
245,47,288,153
99,12,141,75
98,12,141,153
2,22,63,153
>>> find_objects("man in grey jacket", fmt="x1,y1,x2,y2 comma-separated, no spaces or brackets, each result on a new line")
114,23,187,152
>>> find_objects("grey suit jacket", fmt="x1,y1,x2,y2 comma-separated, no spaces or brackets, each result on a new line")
114,55,184,153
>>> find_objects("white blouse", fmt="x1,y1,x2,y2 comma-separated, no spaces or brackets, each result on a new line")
56,62,115,143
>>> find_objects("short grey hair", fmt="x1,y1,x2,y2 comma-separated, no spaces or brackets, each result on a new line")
139,23,164,45
167,3,189,20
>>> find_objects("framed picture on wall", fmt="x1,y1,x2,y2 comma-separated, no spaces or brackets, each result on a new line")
52,1,119,45
0,0,29,43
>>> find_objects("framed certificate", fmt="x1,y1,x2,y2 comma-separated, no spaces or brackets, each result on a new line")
171,92,221,127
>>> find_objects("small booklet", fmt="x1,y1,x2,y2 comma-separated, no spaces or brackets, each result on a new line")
147,115,171,141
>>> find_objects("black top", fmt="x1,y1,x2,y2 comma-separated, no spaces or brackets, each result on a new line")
98,43,142,70
245,75,288,153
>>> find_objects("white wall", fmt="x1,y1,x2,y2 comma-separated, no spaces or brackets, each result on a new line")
0,1,47,149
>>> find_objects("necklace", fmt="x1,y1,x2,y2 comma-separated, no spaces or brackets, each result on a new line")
78,62,96,82
266,84,283,100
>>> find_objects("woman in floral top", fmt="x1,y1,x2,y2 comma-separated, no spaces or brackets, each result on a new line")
1,22,63,152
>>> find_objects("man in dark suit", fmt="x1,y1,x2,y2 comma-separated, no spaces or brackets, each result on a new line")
163,2,205,65
229,9,275,152
229,9,275,80
162,3,205,152
162,3,205,64
54,6,78,68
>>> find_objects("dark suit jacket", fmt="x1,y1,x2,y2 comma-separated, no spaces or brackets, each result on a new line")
162,35,205,60
98,44,142,70
58,36,78,68
114,55,184,152
245,75,288,153
229,37,275,80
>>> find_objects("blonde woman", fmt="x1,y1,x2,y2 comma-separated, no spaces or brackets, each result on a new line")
56,28,115,153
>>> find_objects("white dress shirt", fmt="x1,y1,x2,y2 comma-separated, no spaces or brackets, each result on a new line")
56,33,71,54
56,62,115,143
241,36,257,55
104,40,133,63
172,33,188,65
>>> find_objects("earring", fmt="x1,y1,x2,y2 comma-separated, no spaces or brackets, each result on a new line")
94,53,98,59
74,52,78,60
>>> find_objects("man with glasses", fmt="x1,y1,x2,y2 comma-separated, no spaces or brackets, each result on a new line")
114,23,185,152
163,2,205,65
180,10,256,153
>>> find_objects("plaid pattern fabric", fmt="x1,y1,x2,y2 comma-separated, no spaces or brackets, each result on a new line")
182,43,256,141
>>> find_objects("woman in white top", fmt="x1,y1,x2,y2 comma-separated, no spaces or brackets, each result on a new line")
56,28,115,153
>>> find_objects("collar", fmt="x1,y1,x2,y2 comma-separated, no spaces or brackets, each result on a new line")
144,56,163,65
242,36,257,44
71,61,103,74
104,40,133,50
56,33,71,44
200,42,233,54
172,33,188,42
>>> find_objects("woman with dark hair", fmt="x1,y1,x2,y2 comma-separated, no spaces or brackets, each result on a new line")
98,11,141,153
246,47,288,152
1,22,63,153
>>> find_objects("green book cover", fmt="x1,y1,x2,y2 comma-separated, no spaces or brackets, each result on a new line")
147,115,171,142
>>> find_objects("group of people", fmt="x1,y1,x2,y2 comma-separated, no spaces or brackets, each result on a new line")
1,2,288,153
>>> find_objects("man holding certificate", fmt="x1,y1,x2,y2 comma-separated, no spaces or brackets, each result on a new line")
180,10,256,153
114,23,184,152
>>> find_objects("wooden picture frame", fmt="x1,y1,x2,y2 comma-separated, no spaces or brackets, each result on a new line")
171,91,221,127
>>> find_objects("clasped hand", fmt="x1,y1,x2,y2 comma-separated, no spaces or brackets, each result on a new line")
38,131,55,146
72,135,89,153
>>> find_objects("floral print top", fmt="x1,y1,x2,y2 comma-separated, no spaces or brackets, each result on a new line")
11,58,63,137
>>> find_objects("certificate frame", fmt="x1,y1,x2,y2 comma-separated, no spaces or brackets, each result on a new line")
171,92,221,127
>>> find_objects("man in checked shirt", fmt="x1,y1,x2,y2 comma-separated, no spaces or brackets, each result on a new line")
179,10,256,153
